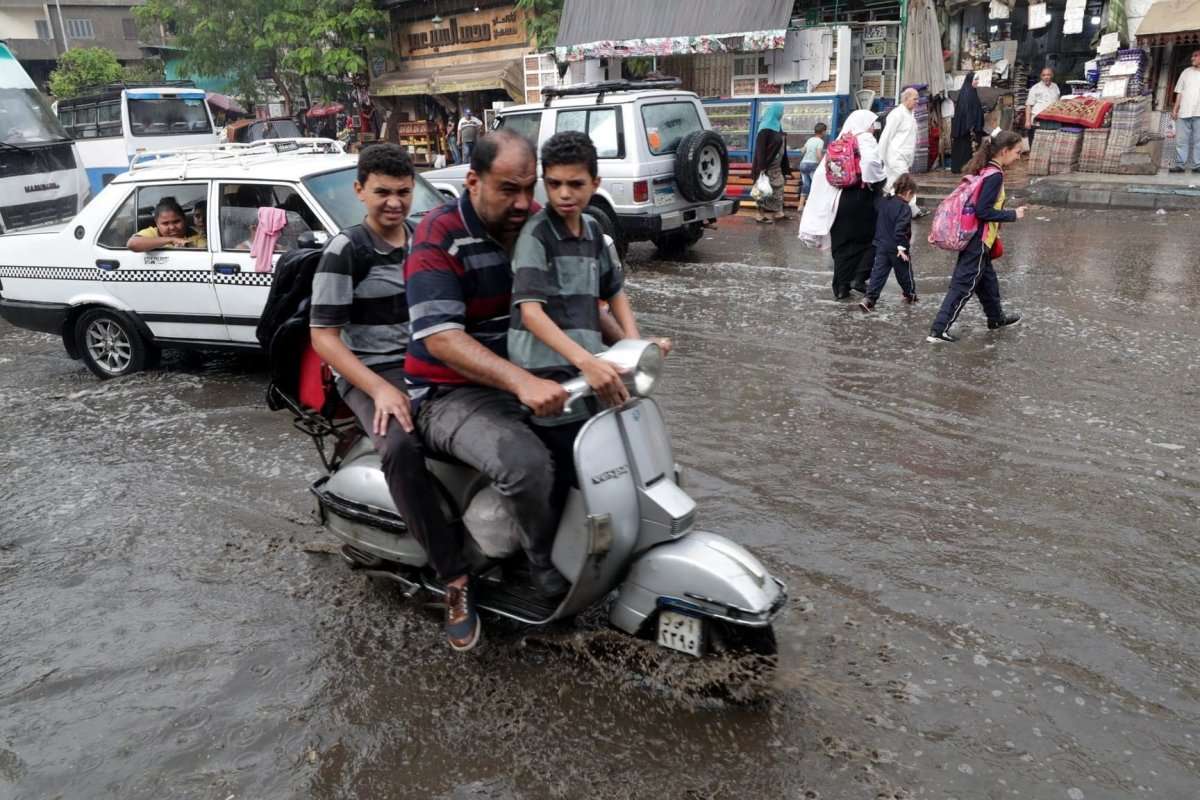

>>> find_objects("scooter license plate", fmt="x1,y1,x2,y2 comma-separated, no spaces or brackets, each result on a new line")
657,611,704,657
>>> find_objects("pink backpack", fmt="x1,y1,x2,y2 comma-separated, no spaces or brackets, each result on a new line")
927,166,1001,251
824,132,862,188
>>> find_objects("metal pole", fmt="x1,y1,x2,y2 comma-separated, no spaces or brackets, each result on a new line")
53,0,70,52
897,0,909,101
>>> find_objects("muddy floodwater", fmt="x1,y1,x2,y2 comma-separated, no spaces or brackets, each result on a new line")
1,207,1198,799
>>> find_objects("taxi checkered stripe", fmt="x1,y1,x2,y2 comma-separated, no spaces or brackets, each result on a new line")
0,265,274,286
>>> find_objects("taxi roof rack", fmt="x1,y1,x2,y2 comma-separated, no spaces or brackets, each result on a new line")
128,138,346,178
542,78,683,107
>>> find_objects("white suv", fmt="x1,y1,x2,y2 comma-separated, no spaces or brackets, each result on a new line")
0,140,444,378
423,79,734,259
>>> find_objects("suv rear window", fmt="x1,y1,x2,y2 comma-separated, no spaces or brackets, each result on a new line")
498,112,541,144
555,108,622,158
641,102,703,156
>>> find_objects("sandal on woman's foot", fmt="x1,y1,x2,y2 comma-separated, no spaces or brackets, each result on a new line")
755,217,775,224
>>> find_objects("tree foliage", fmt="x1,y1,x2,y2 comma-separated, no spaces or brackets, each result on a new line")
516,0,565,51
49,48,124,98
134,0,387,111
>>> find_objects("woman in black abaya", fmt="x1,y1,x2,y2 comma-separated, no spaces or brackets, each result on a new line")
951,72,986,173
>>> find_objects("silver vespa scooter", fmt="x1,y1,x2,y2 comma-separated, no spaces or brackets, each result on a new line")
295,340,786,657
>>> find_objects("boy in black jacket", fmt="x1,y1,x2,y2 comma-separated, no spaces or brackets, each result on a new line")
860,173,919,312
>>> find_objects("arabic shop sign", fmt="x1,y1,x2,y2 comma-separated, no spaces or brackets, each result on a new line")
399,6,527,56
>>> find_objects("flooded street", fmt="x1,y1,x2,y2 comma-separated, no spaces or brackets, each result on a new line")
2,206,1198,799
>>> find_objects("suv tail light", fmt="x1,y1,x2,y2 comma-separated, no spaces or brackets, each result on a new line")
633,180,649,203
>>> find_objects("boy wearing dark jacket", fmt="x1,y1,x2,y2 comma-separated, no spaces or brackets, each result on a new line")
861,173,919,312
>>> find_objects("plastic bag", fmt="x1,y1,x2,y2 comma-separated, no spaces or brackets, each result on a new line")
432,153,447,170
462,486,522,558
750,172,774,200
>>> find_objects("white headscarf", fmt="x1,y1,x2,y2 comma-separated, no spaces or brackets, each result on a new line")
798,110,883,248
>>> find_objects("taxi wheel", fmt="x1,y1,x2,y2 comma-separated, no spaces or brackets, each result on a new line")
76,308,148,380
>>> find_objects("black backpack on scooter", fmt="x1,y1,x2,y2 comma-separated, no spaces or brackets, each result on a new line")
259,228,374,417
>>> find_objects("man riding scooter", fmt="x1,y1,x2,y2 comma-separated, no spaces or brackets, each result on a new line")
405,130,575,652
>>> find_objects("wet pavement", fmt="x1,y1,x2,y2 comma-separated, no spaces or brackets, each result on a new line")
1,206,1198,799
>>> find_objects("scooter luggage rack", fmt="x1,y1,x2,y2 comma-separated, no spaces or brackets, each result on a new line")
128,138,346,178
266,383,360,473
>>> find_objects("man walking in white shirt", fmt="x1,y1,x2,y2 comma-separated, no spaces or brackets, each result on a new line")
879,88,924,216
1170,50,1200,174
1025,68,1060,144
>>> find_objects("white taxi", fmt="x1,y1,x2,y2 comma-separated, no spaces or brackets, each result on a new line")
0,139,444,378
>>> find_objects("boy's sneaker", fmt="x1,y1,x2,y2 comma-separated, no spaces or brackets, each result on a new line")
987,313,1022,330
903,294,919,304
1169,166,1186,173
926,329,958,343
859,299,875,313
445,578,482,652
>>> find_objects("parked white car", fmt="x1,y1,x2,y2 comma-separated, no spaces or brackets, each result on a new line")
0,139,444,378
423,79,734,259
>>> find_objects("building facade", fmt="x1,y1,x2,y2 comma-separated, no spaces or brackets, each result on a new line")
370,0,544,163
2,0,164,92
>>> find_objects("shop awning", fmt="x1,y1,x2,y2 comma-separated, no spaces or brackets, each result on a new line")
434,59,524,98
372,59,524,101
1137,0,1200,45
372,71,432,98
555,0,793,61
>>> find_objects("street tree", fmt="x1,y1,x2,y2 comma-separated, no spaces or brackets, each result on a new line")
516,0,564,50
48,48,124,98
135,0,386,113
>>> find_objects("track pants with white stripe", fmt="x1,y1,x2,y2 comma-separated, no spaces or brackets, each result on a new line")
931,237,1003,334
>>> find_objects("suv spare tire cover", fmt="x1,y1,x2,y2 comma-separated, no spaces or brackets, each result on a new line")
674,130,729,203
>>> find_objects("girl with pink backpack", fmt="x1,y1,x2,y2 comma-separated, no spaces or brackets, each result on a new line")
927,132,1028,343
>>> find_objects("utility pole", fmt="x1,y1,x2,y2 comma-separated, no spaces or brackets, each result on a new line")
54,0,71,53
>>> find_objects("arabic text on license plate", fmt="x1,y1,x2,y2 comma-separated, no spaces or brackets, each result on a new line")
657,610,703,657
653,187,675,207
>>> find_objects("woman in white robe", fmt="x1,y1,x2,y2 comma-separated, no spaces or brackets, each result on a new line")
797,109,886,298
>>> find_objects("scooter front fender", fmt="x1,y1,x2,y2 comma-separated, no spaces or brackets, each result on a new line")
609,530,787,635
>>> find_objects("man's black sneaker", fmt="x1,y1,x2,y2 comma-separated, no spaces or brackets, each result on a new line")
987,313,1022,330
859,299,875,313
833,288,851,300
1169,166,1186,173
445,578,482,652
903,293,919,304
531,564,570,599
926,329,958,343
1194,168,1200,174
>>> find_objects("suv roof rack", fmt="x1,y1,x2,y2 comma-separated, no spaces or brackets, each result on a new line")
75,79,198,96
542,78,684,107
128,138,345,178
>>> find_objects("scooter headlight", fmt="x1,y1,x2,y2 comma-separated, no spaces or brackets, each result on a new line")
631,341,664,396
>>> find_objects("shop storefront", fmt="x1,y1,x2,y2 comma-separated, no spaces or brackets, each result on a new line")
554,0,878,166
1136,0,1200,110
372,1,537,164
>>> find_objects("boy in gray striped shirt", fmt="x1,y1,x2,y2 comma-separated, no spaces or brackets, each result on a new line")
509,131,665,501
